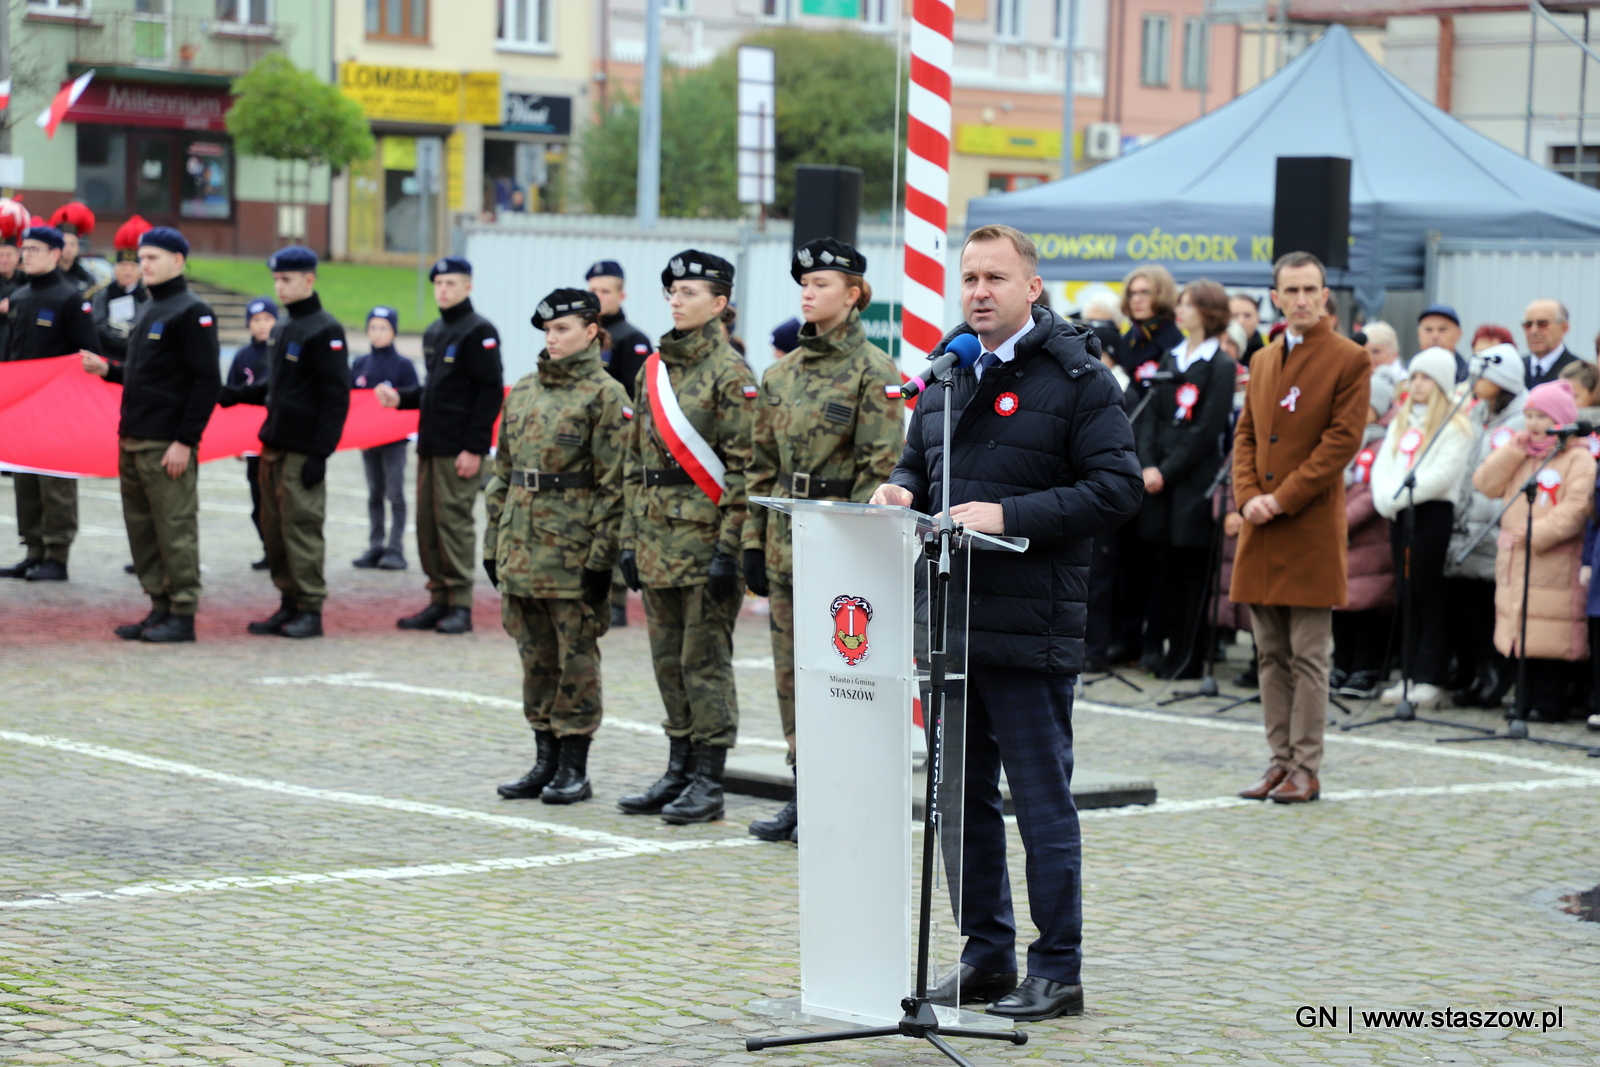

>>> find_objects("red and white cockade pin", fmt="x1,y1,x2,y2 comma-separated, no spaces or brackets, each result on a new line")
995,392,1020,416
1279,386,1300,412
1536,468,1563,506
1399,427,1424,468
1491,427,1514,450
1175,383,1199,421
1353,448,1376,484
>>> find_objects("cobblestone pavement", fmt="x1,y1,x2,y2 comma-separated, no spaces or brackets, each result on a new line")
3,454,1599,1067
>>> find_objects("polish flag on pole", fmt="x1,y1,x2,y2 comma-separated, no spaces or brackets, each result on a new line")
35,71,94,139
0,79,12,113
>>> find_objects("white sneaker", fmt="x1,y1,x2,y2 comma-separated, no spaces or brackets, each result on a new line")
1380,681,1406,705
1406,683,1443,708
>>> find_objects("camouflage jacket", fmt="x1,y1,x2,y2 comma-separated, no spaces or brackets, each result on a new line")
743,310,904,582
621,320,757,586
483,340,632,599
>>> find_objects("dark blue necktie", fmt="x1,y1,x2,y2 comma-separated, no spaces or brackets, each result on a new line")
977,351,1002,378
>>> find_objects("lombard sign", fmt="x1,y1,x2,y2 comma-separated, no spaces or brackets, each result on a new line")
339,63,499,126
502,93,571,135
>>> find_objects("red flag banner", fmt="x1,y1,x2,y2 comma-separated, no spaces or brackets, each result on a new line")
0,356,422,478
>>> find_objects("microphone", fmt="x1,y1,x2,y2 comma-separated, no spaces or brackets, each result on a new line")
1555,420,1595,438
1138,370,1177,384
901,334,982,398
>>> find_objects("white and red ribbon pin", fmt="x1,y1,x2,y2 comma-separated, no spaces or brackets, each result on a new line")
1353,448,1376,483
1398,427,1424,468
1175,383,1199,421
1279,386,1300,412
1536,468,1563,507
1136,360,1160,383
1491,427,1514,450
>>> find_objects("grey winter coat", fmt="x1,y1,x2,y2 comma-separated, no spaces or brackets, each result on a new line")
1445,393,1525,582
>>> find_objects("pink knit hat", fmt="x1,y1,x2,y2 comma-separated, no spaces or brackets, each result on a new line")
1525,378,1579,427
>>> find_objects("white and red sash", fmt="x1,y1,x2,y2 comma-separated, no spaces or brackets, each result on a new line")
645,352,727,505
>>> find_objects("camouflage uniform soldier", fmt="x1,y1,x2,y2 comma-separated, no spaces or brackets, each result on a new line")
485,289,630,806
617,249,756,825
742,238,905,843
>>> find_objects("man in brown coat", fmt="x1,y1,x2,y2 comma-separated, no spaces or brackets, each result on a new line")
1230,252,1371,803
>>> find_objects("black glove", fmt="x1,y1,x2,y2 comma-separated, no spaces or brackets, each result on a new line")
707,548,740,602
581,567,611,604
300,454,326,489
217,385,242,408
619,549,641,592
743,548,769,598
484,559,498,590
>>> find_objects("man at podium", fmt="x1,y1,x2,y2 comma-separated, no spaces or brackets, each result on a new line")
871,224,1142,1021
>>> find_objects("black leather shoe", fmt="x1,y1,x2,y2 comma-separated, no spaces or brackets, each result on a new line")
541,735,593,805
1328,668,1349,692
749,797,797,841
435,606,472,634
377,550,407,571
1338,670,1380,699
25,559,67,581
141,614,196,643
352,547,383,569
116,609,170,641
928,964,1018,1005
247,598,296,635
279,610,323,639
986,976,1084,1021
0,558,40,579
124,562,137,574
251,556,271,571
1138,649,1164,674
661,744,727,824
398,603,448,630
610,603,629,628
618,736,693,814
1233,664,1259,688
499,732,560,799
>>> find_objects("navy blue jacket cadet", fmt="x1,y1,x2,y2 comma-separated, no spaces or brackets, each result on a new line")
888,304,1144,675
351,345,420,392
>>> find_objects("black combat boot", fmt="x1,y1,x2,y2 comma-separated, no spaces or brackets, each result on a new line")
661,744,727,825
141,613,196,643
115,609,169,641
497,732,560,799
397,603,448,630
541,736,593,805
617,736,693,815
280,610,323,638
25,559,67,581
435,606,472,634
748,764,797,842
247,596,296,635
0,557,41,579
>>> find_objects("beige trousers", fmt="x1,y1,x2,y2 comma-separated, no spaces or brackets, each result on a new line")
1248,604,1333,774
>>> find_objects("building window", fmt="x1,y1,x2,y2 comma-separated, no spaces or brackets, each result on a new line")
1182,18,1209,90
1141,15,1170,88
667,0,690,14
498,0,551,49
994,0,1023,40
759,0,785,18
859,0,889,27
216,0,269,25
77,128,233,221
26,0,90,15
1054,0,1074,43
988,173,1048,195
367,0,427,42
1551,145,1600,189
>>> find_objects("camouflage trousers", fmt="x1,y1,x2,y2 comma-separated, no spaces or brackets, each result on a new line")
769,580,796,760
642,583,740,748
501,594,608,738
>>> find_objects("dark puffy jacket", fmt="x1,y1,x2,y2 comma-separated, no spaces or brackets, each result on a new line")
888,305,1144,673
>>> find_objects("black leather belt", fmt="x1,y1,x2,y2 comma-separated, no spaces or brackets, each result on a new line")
778,471,852,499
510,469,593,490
644,467,695,487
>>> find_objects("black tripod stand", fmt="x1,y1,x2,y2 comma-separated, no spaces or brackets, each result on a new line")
747,361,1029,1066
1439,433,1600,755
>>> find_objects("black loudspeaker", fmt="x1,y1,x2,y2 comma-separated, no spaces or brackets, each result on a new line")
792,165,863,251
1273,157,1351,270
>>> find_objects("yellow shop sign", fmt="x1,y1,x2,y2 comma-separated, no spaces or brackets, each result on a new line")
955,124,1063,160
339,63,501,126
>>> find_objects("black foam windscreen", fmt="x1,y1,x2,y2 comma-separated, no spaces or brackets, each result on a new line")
792,165,863,251
1273,157,1351,270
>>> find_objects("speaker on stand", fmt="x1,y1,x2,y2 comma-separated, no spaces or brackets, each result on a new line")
792,165,864,250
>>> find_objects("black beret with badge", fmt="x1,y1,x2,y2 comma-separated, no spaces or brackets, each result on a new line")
791,237,867,283
531,287,601,330
429,255,473,280
661,248,735,289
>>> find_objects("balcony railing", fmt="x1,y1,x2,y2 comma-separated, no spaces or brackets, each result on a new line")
70,11,292,78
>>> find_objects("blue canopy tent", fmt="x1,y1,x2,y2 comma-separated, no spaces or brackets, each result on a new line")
966,24,1600,315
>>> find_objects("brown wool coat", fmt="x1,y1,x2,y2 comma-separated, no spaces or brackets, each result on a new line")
1473,439,1596,661
1230,315,1372,608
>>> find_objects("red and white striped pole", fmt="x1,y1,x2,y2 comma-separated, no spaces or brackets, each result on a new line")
900,0,954,368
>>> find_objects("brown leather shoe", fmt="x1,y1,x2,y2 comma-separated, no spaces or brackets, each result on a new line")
1238,765,1288,800
1268,767,1320,804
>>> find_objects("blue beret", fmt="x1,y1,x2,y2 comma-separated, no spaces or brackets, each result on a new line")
368,305,400,330
268,245,318,272
1419,303,1460,327
246,297,279,322
770,317,802,353
429,256,472,280
139,226,190,256
585,260,625,281
22,226,65,251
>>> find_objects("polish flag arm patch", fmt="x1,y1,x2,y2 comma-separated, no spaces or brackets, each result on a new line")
82,302,92,313
483,337,498,348
622,405,635,421
329,339,344,350
635,344,649,354
884,383,904,399
198,315,214,327
741,384,760,400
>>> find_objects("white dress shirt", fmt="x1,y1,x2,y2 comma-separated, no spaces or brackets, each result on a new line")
974,321,1034,381
1529,343,1569,380
1173,335,1219,374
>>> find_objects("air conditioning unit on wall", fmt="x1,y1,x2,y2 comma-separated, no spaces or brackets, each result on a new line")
1085,123,1121,161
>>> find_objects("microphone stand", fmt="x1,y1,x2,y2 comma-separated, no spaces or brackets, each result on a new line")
748,360,1029,1065
1344,366,1493,734
1438,427,1600,755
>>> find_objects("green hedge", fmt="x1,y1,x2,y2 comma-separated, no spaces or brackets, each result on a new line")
186,256,435,332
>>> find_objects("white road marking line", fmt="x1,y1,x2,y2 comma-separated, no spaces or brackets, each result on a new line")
0,514,124,538
1076,700,1600,780
0,729,741,851
77,487,368,526
254,673,792,751
0,841,758,912
732,656,776,670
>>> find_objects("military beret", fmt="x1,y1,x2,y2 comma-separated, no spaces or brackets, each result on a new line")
22,225,65,250
585,259,625,281
141,226,191,257
246,297,279,322
429,255,472,280
367,305,399,331
532,288,600,330
661,249,734,290
791,237,867,282
268,244,317,272
770,317,802,353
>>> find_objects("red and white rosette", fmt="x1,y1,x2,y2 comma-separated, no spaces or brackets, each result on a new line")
1136,360,1160,383
1398,427,1424,469
1536,468,1562,507
1490,427,1515,451
1587,433,1600,458
1175,382,1199,421
1353,448,1376,484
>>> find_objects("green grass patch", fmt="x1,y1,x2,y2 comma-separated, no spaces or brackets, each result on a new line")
186,256,436,331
